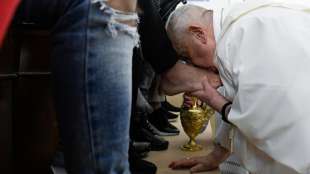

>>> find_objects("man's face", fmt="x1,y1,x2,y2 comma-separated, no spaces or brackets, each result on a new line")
185,25,216,70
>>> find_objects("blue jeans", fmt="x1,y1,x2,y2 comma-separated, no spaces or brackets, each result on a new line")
15,0,138,173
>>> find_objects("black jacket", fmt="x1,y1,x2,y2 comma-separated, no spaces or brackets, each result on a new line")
138,0,185,74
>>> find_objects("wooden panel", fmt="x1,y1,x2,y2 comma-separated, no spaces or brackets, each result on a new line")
0,29,21,74
0,80,13,174
11,30,58,174
0,30,20,174
18,30,51,73
13,77,58,174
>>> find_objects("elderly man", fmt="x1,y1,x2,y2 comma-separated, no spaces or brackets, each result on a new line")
165,1,310,174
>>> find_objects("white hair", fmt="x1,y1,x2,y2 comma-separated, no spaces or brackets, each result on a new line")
165,4,212,56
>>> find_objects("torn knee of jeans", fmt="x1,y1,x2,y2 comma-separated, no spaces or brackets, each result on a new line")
92,0,138,27
109,10,138,27
92,0,139,40
93,0,136,12
114,18,137,27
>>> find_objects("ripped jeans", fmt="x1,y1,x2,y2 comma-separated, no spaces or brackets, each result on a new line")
14,0,138,173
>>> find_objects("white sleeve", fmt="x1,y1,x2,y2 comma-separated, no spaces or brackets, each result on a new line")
214,116,233,150
217,9,310,173
213,87,233,150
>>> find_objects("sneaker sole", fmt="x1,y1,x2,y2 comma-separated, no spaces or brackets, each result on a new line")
168,118,178,122
148,123,179,136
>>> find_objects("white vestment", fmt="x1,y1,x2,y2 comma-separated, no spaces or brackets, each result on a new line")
216,0,310,173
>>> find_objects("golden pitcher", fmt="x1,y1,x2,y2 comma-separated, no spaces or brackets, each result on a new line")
180,97,214,151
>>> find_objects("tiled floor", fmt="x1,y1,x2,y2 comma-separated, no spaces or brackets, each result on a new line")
53,95,219,174
145,119,219,174
145,95,219,174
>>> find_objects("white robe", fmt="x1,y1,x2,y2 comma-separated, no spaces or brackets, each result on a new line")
216,0,310,173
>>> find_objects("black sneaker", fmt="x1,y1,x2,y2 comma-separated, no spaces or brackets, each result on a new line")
130,141,151,159
129,152,157,174
133,127,169,151
145,119,179,136
131,141,151,158
161,99,181,112
129,143,157,174
167,121,179,130
139,111,179,136
162,108,179,122
148,108,180,136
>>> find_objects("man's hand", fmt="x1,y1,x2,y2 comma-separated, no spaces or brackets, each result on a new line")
183,94,195,108
160,61,222,96
190,76,219,104
183,94,203,108
169,145,230,173
190,77,228,112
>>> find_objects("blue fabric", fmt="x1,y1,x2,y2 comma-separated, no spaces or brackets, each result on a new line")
15,0,138,173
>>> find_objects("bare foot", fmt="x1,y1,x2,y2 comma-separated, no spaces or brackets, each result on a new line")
160,61,221,96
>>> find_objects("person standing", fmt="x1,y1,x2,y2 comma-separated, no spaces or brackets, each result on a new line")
12,0,138,173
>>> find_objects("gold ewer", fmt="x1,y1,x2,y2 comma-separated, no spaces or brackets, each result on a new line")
180,97,214,151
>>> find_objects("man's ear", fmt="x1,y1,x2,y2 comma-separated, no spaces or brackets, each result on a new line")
188,25,207,44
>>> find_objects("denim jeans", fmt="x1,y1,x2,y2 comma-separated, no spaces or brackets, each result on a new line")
14,0,138,173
